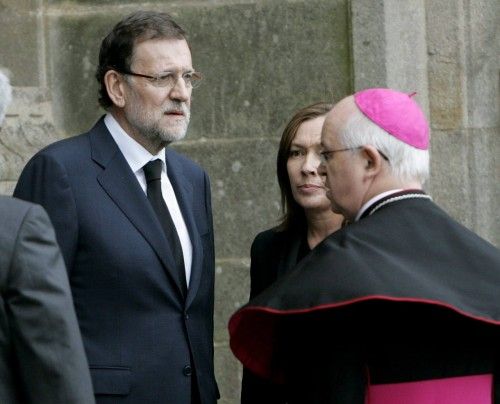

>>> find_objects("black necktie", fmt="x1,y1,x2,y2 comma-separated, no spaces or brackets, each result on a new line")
143,159,187,296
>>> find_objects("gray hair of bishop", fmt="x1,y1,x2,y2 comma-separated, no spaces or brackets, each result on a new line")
0,71,12,125
339,106,430,184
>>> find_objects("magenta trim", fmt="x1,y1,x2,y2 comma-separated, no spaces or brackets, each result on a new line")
367,374,493,404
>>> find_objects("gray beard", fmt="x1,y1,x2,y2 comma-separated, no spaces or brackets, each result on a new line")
141,111,190,144
129,103,191,146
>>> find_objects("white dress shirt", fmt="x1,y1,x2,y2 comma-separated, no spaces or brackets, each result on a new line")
104,113,193,285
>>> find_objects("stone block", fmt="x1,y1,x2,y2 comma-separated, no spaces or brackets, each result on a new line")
467,127,499,246
0,181,16,196
173,138,282,258
185,0,351,139
428,130,472,229
425,0,463,59
213,258,248,401
47,0,351,138
47,13,113,136
214,258,250,343
464,0,500,127
429,128,499,247
214,341,242,404
213,258,247,401
425,0,466,131
46,0,171,3
384,0,429,116
0,3,41,86
0,87,62,181
351,0,387,89
427,60,464,131
351,0,429,115
0,0,36,9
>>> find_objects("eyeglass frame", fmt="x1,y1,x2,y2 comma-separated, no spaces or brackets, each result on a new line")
319,146,390,164
116,68,203,89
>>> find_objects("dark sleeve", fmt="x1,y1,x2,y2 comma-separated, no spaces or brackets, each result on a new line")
242,231,287,404
6,204,94,403
13,153,78,271
203,171,220,400
203,171,215,268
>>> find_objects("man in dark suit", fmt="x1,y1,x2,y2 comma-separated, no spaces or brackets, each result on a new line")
14,11,218,404
0,72,94,402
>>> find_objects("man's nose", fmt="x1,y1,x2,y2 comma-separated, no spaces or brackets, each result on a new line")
169,77,190,102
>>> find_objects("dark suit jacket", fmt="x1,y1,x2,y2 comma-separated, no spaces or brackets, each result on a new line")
13,118,218,404
241,227,304,404
0,196,94,403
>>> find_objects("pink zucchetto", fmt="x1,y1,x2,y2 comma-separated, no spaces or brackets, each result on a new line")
354,88,429,150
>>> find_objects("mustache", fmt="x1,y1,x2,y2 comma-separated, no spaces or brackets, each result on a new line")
163,102,190,115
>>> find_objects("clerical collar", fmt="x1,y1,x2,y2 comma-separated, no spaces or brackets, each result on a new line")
356,189,431,221
355,190,402,221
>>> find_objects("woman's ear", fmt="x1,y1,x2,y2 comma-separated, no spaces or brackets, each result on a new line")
104,70,126,108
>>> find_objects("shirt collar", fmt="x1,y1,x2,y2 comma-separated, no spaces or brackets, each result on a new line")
104,113,166,173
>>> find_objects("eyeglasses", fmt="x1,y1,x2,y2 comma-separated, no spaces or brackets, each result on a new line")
118,69,203,89
319,146,389,164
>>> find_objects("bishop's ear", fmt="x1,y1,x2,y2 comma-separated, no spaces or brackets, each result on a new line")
104,70,126,108
361,145,384,176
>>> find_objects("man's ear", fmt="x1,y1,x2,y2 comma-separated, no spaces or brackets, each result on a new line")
360,145,383,177
104,70,126,108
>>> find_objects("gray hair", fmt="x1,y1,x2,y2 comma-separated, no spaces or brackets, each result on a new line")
0,71,12,125
340,106,429,184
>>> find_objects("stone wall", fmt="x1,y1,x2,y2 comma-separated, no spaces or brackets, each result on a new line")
0,0,498,402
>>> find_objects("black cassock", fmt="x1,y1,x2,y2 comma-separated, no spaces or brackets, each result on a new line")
229,191,500,404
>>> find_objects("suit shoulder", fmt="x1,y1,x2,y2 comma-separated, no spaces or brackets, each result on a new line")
31,118,108,163
0,196,36,220
19,131,93,179
0,197,48,255
35,132,90,159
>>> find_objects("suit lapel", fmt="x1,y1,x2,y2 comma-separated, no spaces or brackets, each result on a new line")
165,149,204,308
89,119,185,299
